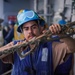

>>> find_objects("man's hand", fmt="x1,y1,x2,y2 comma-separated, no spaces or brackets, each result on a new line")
49,24,61,34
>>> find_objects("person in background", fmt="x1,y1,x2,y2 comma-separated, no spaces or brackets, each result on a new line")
0,18,4,47
0,19,12,75
3,25,9,39
4,20,15,45
2,20,15,74
0,9,75,75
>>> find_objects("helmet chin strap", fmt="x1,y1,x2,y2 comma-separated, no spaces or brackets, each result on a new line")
37,20,41,32
20,26,23,33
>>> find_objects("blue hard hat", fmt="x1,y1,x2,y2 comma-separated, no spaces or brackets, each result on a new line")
58,19,66,25
17,9,40,33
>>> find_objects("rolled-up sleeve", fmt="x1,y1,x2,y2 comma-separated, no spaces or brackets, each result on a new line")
52,42,69,70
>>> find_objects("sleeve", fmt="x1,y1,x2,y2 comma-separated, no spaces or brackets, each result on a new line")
1,53,13,64
52,42,68,70
1,42,14,64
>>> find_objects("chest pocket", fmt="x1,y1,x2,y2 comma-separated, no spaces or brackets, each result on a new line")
31,42,53,75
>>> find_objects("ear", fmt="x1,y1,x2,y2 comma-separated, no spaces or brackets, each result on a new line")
40,26,45,33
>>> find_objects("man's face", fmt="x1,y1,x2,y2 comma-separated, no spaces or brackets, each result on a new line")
22,21,41,41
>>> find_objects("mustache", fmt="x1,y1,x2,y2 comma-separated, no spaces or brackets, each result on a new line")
28,33,36,38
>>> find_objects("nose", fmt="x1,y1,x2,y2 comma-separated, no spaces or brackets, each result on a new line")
28,27,33,34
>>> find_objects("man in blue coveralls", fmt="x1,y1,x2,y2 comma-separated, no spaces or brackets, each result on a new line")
0,9,75,75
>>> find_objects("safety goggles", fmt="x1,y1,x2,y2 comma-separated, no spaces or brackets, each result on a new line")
17,10,39,21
